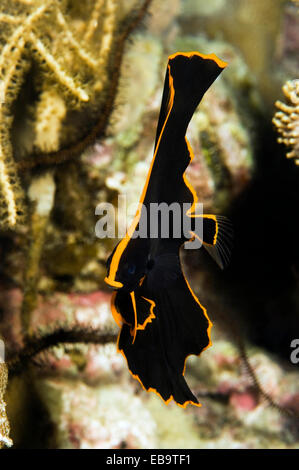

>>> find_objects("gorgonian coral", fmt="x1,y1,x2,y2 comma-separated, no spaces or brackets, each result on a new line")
273,79,299,164
0,0,151,229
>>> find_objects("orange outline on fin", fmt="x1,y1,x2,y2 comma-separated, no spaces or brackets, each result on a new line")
106,51,227,406
117,333,202,409
111,292,201,408
189,214,219,246
181,275,213,377
168,51,227,69
111,291,123,328
135,296,156,330
130,291,138,344
105,277,123,289
105,69,174,287
105,51,226,288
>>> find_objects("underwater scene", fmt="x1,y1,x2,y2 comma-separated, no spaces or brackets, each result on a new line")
0,0,298,450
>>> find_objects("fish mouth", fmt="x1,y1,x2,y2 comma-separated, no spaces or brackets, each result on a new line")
104,277,123,289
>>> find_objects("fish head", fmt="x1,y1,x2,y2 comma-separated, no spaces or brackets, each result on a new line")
105,238,149,292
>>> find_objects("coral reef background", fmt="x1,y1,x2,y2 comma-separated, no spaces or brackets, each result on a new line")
0,0,298,449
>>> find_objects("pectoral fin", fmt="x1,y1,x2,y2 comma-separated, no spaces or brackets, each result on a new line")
190,214,233,269
112,289,156,340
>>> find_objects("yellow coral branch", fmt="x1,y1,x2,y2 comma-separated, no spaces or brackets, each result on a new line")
0,13,23,24
0,155,17,227
0,0,153,229
0,362,12,449
17,0,154,172
84,0,105,42
13,0,34,4
273,80,299,164
56,10,98,69
99,0,117,65
0,36,26,100
28,31,89,102
0,36,27,227
34,89,66,152
0,1,50,70
94,0,117,92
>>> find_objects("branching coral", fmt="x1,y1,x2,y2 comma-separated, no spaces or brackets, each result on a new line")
34,90,67,152
273,80,299,164
0,0,152,229
0,362,12,448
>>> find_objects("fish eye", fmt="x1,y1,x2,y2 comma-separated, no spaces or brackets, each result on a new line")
127,264,136,275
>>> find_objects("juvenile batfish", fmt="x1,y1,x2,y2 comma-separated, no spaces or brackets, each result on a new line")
105,52,233,407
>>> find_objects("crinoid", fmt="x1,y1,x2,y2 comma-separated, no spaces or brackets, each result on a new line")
0,0,152,229
273,79,299,165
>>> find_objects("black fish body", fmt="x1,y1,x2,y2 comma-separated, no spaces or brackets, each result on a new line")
105,52,233,407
